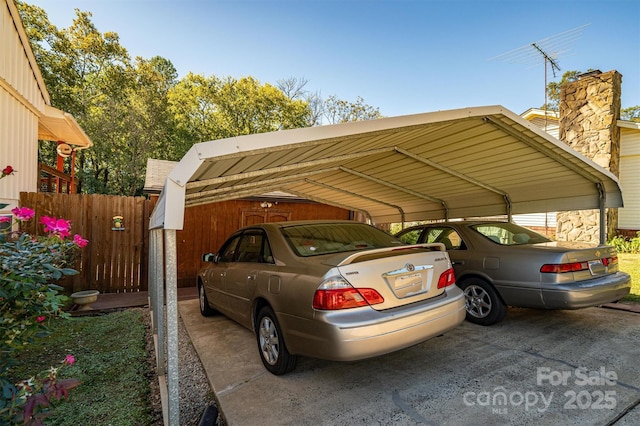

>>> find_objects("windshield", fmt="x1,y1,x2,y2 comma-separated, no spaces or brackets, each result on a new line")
470,222,551,246
281,222,404,257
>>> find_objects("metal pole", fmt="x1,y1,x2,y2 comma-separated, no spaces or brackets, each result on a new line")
164,229,180,425
153,230,165,376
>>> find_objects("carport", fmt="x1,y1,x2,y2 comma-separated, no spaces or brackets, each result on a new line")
147,105,624,424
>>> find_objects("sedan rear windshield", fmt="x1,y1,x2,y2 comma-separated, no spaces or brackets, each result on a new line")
282,223,404,257
470,222,551,246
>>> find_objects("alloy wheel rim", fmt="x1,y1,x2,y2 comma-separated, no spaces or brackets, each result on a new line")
464,285,492,318
199,286,205,312
259,317,279,365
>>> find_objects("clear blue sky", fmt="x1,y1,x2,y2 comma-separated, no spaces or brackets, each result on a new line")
26,0,640,117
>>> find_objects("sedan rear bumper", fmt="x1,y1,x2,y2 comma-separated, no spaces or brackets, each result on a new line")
282,287,466,362
541,272,631,309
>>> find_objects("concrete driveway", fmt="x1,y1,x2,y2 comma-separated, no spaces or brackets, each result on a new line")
179,299,640,425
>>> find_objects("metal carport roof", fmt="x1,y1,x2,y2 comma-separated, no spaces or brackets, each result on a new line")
148,104,624,424
150,105,622,230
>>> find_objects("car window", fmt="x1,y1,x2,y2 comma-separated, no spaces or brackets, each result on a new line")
218,234,242,262
235,230,274,263
424,227,466,250
396,228,422,244
236,232,263,263
471,223,551,246
282,222,403,257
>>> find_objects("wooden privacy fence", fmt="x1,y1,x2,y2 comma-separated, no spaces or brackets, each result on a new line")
19,192,156,294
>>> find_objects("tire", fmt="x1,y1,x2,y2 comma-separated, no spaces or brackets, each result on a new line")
459,278,506,326
198,283,216,317
256,306,297,375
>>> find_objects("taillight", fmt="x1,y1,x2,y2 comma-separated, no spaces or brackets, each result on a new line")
540,262,589,273
602,256,617,266
437,267,456,289
312,276,384,310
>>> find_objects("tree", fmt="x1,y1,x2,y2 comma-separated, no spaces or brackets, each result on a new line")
168,74,311,153
322,95,383,124
277,78,383,126
19,2,383,195
277,77,323,126
621,106,640,122
18,3,181,195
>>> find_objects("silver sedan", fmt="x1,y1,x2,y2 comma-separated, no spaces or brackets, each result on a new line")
197,220,466,375
395,221,631,325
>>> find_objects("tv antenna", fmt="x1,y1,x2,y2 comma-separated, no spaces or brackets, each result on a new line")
489,24,590,129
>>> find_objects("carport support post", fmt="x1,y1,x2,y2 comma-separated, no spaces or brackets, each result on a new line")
599,183,606,245
165,229,180,425
151,229,165,376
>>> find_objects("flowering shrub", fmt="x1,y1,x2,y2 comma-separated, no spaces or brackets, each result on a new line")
0,204,88,423
0,355,80,425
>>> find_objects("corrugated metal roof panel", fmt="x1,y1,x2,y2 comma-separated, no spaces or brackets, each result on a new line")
150,105,623,230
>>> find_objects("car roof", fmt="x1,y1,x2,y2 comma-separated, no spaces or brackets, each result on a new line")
403,220,510,228
243,220,370,231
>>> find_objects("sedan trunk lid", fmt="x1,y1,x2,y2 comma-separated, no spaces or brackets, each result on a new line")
331,244,453,310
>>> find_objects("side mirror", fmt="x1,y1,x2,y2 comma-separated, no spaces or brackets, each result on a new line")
202,253,217,263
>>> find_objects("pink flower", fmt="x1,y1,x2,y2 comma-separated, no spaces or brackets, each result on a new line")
36,316,46,323
0,216,10,223
64,354,75,366
1,165,14,177
73,234,89,248
11,206,35,222
40,216,71,238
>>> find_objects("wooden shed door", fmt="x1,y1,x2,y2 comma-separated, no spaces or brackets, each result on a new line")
241,209,292,226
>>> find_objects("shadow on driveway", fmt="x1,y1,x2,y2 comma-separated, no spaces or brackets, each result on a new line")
180,299,640,425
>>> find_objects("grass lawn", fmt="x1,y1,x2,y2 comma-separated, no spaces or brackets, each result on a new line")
8,309,152,425
619,252,640,303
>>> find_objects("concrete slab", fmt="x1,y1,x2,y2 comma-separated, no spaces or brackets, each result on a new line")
179,299,640,425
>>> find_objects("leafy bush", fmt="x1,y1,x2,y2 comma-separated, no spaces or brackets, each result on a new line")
608,232,640,254
0,202,88,424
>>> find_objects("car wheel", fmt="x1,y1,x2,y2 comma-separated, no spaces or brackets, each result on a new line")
256,306,297,375
198,283,215,317
459,278,506,326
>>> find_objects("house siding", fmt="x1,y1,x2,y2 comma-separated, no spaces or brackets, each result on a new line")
619,127,640,230
1,0,45,211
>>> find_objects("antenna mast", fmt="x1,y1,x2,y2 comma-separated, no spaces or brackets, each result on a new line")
490,24,589,130
531,42,561,129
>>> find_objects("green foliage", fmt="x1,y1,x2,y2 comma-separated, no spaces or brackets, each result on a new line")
0,232,78,376
323,95,383,124
17,1,383,196
621,106,640,122
0,206,85,423
6,310,152,425
608,232,640,254
168,73,311,153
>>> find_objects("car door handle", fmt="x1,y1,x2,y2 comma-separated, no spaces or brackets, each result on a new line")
248,274,256,280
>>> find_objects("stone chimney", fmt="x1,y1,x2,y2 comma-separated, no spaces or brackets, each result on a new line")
556,70,622,243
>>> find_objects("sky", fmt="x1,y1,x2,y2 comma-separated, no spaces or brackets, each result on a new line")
24,0,640,118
